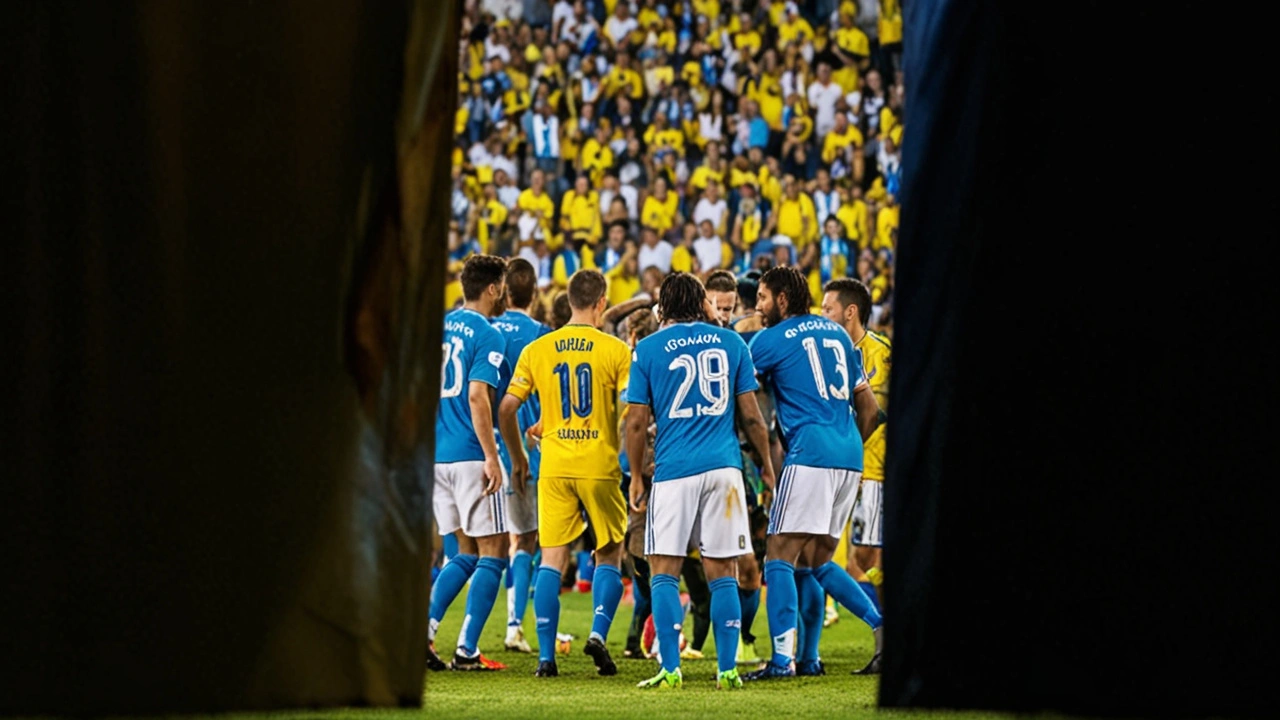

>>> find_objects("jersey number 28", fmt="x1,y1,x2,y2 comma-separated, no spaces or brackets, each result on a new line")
667,348,730,419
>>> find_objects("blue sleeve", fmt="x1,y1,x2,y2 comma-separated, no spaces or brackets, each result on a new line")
467,329,504,388
748,329,775,375
848,336,866,387
732,335,759,394
626,348,651,407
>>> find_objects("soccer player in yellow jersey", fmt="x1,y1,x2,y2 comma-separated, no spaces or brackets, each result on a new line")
821,277,890,666
500,269,632,678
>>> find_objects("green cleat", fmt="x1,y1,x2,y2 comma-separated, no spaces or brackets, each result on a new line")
717,668,744,689
636,667,683,690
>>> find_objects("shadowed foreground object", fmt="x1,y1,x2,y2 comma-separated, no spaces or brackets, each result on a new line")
0,0,456,713
884,1,1276,717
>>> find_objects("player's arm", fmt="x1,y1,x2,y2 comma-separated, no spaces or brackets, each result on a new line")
498,393,528,493
626,402,651,512
736,391,775,492
468,381,503,495
853,380,880,441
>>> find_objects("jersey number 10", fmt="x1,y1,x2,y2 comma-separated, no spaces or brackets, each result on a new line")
553,362,592,420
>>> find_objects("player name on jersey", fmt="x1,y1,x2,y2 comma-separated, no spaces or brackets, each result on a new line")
444,319,476,337
555,337,594,352
662,332,722,352
783,319,830,339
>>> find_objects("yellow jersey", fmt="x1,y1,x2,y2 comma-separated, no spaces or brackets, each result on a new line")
855,330,891,480
641,193,679,235
879,0,904,45
508,324,631,481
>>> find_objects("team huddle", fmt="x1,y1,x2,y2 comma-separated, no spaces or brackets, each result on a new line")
428,253,889,689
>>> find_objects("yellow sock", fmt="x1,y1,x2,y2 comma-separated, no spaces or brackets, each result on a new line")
866,566,883,587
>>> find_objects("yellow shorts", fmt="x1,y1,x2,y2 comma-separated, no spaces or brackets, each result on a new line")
537,476,627,549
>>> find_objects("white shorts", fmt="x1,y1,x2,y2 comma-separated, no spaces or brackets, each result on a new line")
850,478,883,547
645,467,751,559
505,483,538,535
434,460,508,537
767,464,861,538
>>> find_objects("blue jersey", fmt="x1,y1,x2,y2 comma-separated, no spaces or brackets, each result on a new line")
749,314,866,471
436,308,506,464
628,322,758,483
491,310,550,477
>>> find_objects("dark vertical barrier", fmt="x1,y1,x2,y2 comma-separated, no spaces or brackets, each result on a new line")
882,2,1277,717
0,0,456,712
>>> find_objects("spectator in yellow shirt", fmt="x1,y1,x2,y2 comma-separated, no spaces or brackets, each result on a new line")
874,195,899,252
644,112,685,158
769,175,820,248
687,142,725,198
516,169,557,250
578,123,615,188
560,175,603,248
605,242,641,306
476,183,509,255
641,176,680,237
776,3,815,52
821,112,865,182
603,51,645,101
836,184,870,251
671,222,698,273
734,12,763,59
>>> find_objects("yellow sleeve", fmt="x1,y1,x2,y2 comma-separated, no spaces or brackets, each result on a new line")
615,340,632,398
508,343,537,401
822,134,839,164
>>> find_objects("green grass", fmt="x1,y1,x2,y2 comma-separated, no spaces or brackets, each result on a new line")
94,588,1015,720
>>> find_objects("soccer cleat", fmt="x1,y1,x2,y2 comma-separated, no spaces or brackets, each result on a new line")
742,661,796,681
556,632,574,655
797,659,826,676
716,668,744,689
679,647,704,660
504,625,533,653
636,667,683,690
533,660,559,677
623,640,645,659
736,640,762,666
584,636,618,676
425,642,448,672
852,653,881,675
450,649,507,671
824,603,840,628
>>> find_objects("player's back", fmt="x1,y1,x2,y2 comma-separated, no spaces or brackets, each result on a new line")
492,310,549,427
856,330,891,413
750,314,864,471
437,307,506,463
631,322,758,482
509,323,631,481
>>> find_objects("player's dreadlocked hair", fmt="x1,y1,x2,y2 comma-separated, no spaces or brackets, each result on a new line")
760,265,812,317
657,272,707,324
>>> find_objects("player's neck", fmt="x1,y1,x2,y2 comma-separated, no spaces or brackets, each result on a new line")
463,300,493,317
848,323,867,344
567,309,599,328
508,305,532,317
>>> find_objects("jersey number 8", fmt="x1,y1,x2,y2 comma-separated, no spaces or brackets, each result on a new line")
667,348,730,419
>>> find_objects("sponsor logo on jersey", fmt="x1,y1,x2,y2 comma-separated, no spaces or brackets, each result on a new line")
489,351,504,367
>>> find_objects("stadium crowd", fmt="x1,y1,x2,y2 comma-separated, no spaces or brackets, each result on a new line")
447,0,902,337
430,0,902,684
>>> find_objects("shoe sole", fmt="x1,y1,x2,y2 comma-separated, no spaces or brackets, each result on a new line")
585,642,617,676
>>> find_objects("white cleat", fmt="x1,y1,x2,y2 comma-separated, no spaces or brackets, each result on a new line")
504,625,533,653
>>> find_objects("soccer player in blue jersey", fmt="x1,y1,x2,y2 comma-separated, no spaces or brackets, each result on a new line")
626,272,776,690
742,266,884,681
427,254,512,672
490,258,550,654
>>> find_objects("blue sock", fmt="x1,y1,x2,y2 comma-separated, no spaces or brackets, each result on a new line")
589,563,623,642
739,586,760,642
533,566,563,662
509,550,534,628
858,580,881,613
429,553,477,641
459,556,505,654
650,573,683,673
442,534,459,563
762,559,798,667
796,567,824,664
577,550,595,583
815,561,882,629
709,576,742,674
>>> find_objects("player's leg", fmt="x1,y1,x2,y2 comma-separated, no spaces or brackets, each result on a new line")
637,474,699,689
794,540,827,675
847,479,883,612
448,462,511,670
428,464,476,668
697,468,751,688
578,478,627,676
681,556,711,657
504,479,539,652
530,476,584,676
735,551,762,665
624,506,651,658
